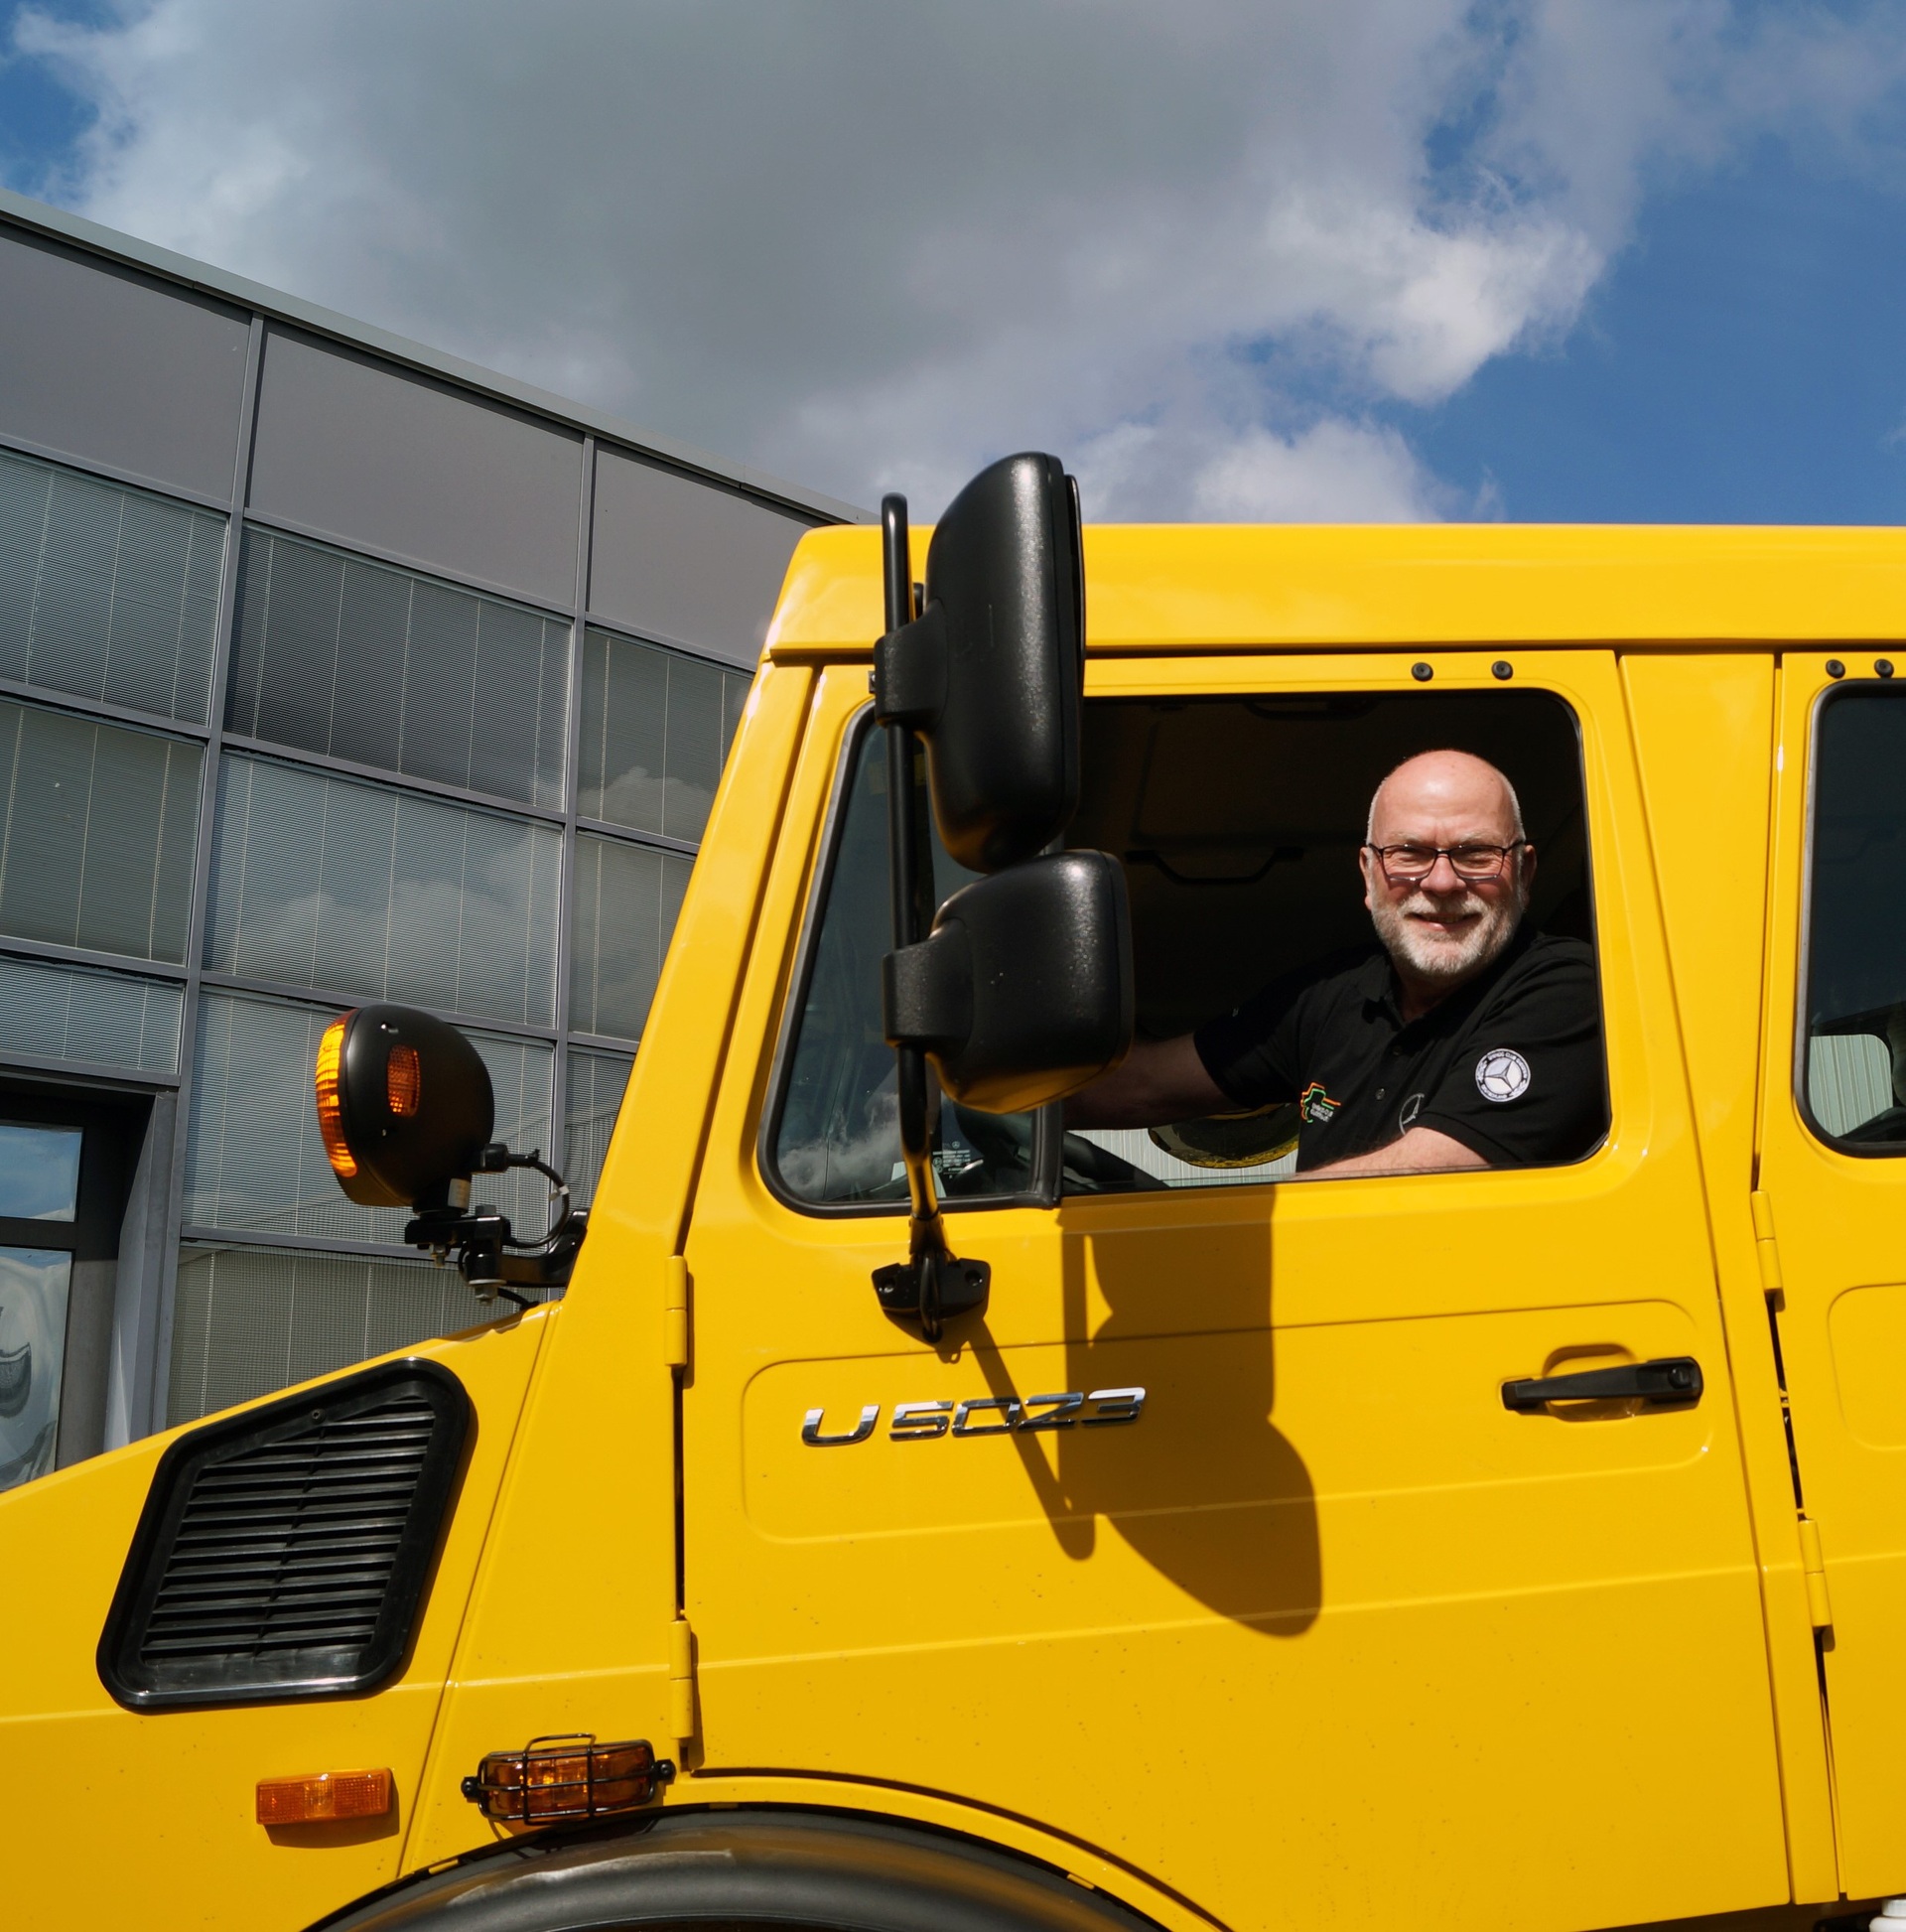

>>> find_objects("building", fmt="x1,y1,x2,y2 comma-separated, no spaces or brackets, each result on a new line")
0,188,857,1488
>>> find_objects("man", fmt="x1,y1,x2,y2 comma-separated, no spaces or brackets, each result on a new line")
1068,749,1603,1176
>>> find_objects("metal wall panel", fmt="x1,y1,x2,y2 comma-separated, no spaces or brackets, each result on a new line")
0,229,249,499
249,330,583,610
590,446,814,666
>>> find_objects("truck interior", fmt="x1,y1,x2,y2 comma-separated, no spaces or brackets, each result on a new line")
769,685,1599,1205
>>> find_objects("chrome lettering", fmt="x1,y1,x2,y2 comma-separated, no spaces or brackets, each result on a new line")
801,1403,880,1447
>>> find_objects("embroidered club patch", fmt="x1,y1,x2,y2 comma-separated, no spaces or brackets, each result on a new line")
1475,1047,1531,1103
1299,1081,1340,1124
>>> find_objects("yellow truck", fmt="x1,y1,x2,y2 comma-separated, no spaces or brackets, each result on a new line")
8,452,1906,1932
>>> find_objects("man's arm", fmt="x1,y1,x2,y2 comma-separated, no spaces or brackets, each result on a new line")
1066,1033,1231,1128
1298,1125,1489,1181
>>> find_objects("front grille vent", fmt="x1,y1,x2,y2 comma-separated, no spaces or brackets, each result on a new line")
99,1359,469,1710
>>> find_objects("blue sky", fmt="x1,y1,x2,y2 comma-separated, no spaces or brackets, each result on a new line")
5,2,1906,522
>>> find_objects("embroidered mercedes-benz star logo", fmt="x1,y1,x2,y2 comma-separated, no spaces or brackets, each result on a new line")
1475,1046,1531,1103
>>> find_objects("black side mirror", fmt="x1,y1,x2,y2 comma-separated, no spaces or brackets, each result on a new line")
315,1002,587,1303
868,455,1131,1340
315,1003,492,1207
883,852,1133,1114
875,452,1084,873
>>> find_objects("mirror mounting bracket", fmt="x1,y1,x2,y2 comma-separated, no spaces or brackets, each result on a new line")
403,1143,588,1308
874,490,989,1342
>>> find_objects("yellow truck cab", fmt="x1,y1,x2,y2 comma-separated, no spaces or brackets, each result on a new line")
9,451,1906,1932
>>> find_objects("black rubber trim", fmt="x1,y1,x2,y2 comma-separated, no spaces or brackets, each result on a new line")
97,1357,470,1710
310,1805,1167,1932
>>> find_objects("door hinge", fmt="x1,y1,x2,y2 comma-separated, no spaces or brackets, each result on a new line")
1751,1190,1784,1300
663,1255,689,1370
668,1615,697,1746
1798,1515,1833,1629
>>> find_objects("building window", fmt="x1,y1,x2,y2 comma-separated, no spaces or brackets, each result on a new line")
205,753,561,1026
569,831,690,1042
0,697,202,963
579,625,749,841
0,952,182,1073
565,1046,632,1206
0,446,224,726
227,528,570,810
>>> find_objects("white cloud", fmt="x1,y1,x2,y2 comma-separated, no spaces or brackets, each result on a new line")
11,0,1906,517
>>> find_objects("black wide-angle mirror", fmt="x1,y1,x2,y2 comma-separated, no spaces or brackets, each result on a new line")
875,451,1084,874
315,1003,493,1207
883,852,1133,1114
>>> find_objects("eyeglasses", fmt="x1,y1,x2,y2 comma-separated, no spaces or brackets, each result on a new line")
1364,841,1529,882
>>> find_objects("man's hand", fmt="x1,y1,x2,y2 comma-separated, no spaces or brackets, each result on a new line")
1066,1034,1230,1128
1299,1126,1488,1180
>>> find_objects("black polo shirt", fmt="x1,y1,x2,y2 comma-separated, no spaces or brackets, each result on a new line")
1192,928,1604,1172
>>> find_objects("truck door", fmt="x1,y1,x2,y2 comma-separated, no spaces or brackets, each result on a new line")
682,653,1787,1932
1756,656,1906,1898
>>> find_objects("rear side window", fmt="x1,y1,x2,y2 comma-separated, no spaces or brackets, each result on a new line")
1803,686,1906,1150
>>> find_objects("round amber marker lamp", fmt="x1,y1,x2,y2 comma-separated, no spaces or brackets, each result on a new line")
314,1016,357,1180
386,1042,422,1117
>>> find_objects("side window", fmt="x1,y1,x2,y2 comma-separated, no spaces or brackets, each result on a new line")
1803,685,1906,1149
768,687,1605,1207
767,719,1038,1209
1063,687,1601,1192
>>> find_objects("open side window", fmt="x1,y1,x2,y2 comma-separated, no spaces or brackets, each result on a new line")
764,684,1603,1211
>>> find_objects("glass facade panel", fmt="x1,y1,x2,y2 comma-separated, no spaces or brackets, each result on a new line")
0,1123,81,1219
0,952,182,1071
0,447,223,725
0,1246,69,1489
569,831,690,1042
0,698,201,962
167,1243,494,1427
565,1047,632,1207
206,754,561,1025
578,627,749,841
185,989,553,1243
227,528,569,808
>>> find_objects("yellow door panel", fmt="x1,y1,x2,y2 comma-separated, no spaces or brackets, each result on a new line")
1757,652,1906,1896
0,1313,546,1932
681,653,1787,1932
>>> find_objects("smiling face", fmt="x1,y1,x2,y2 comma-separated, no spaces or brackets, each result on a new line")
1360,750,1533,1011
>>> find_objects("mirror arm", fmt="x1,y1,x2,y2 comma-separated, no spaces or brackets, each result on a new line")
402,1144,589,1308
873,491,989,1341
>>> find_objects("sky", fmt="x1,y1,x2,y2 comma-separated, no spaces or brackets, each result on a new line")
3,1,1906,523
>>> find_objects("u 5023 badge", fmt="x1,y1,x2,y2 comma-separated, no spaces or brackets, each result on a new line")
800,1388,1146,1446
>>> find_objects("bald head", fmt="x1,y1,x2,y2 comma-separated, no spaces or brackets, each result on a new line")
1367,751,1524,847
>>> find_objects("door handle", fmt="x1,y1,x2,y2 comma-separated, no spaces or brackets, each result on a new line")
1501,1355,1702,1413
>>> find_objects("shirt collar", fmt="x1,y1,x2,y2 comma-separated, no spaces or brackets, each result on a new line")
1363,921,1536,1035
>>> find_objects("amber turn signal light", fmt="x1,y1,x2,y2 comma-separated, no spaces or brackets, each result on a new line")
462,1734,672,1824
256,1767,393,1825
314,1016,357,1180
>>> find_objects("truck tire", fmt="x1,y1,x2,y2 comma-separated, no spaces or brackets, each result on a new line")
313,1806,1163,1932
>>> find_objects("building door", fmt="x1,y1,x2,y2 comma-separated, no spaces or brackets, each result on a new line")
0,1085,145,1488
680,655,1788,1932
1756,660,1906,1898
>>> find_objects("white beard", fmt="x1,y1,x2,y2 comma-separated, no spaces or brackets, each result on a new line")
1370,883,1524,990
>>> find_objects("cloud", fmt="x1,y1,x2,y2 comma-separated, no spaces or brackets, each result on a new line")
10,0,1906,517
